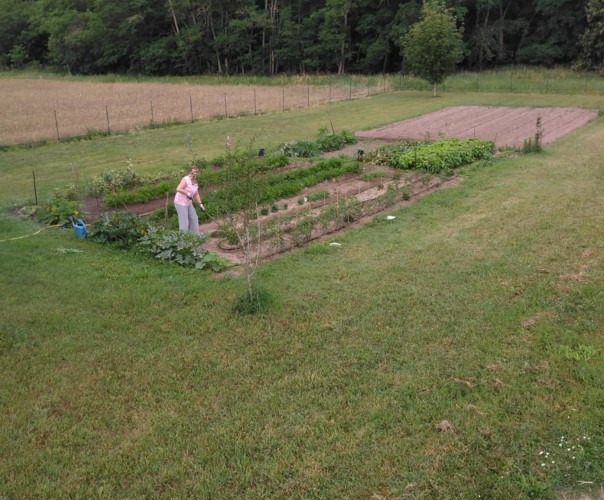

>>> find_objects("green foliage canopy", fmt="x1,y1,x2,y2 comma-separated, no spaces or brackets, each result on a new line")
402,0,465,95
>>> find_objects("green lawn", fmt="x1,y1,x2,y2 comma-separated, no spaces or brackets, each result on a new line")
1,87,603,498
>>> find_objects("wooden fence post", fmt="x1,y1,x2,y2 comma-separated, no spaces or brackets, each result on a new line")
54,110,60,140
105,105,111,134
32,171,38,205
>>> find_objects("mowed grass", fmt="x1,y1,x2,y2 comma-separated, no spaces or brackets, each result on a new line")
1,89,603,497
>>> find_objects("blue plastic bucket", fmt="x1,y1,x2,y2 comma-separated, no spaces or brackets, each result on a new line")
73,219,87,239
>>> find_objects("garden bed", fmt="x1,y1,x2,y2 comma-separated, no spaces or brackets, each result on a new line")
355,106,598,148
78,141,460,265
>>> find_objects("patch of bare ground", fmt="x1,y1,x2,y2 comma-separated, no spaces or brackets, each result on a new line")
355,106,598,149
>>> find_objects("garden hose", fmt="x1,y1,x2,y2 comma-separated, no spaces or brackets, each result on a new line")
0,223,61,244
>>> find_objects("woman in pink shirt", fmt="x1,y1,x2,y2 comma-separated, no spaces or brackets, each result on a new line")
174,166,205,234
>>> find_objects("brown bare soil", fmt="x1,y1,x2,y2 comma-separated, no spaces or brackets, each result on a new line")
356,106,598,148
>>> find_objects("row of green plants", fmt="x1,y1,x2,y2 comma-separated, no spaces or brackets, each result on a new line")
203,156,360,216
88,211,227,271
101,128,354,208
274,128,356,157
102,154,290,208
368,138,496,175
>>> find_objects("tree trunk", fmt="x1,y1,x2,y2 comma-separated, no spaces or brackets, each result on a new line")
166,0,180,35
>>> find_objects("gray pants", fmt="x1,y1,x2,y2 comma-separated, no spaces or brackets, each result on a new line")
175,203,199,235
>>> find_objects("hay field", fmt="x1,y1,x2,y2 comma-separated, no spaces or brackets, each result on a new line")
0,79,375,146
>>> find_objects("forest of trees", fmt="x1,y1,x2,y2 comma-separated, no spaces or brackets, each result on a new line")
0,0,602,76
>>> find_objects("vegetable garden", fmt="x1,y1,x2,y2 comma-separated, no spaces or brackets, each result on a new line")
56,132,495,267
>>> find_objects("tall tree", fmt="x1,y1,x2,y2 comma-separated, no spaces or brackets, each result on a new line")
516,0,586,65
578,0,604,70
304,0,354,73
402,0,465,96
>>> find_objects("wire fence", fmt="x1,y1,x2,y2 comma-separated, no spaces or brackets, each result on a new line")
393,68,604,96
0,80,391,147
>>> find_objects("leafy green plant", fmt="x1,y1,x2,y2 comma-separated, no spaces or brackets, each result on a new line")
104,182,173,208
306,190,330,202
195,252,230,272
265,154,289,169
137,226,212,267
99,165,142,193
275,129,356,158
560,344,596,361
388,138,495,174
290,214,317,246
36,197,87,226
522,116,544,153
365,140,426,165
89,211,226,270
234,284,272,315
88,212,152,249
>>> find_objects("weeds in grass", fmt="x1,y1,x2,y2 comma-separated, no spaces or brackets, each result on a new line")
522,116,544,153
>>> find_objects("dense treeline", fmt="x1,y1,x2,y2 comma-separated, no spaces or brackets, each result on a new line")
0,0,602,76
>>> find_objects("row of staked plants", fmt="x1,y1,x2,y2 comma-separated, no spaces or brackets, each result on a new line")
220,177,417,252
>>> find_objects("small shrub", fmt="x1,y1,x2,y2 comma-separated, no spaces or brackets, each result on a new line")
265,154,289,168
522,115,544,154
89,212,151,249
291,214,317,246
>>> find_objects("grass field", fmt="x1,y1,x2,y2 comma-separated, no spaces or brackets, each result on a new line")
1,80,603,498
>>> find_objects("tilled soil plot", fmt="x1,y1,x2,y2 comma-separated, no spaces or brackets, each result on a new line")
355,106,598,148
